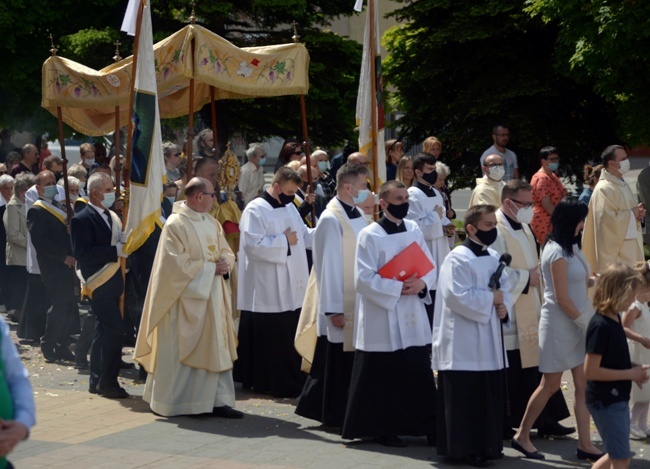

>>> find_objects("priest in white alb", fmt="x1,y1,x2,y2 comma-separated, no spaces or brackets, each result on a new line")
134,177,241,418
295,163,370,428
582,144,645,273
342,181,437,448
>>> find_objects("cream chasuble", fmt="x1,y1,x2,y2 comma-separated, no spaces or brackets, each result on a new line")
468,176,505,209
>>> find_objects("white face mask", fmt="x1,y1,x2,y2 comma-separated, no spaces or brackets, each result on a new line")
618,158,630,175
363,213,374,223
488,165,505,181
84,158,95,167
516,206,534,225
101,192,116,210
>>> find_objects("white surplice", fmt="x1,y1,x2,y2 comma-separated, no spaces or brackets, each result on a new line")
237,196,314,313
432,243,513,371
354,219,436,352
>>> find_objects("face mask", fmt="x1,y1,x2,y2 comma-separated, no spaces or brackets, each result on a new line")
474,227,498,246
422,170,438,185
278,191,295,206
84,158,95,167
548,162,559,172
165,196,176,205
386,202,409,220
318,161,329,172
618,159,630,175
488,165,505,181
258,157,267,166
516,206,534,224
43,185,58,200
351,187,370,205
70,194,79,202
363,213,374,223
101,191,116,209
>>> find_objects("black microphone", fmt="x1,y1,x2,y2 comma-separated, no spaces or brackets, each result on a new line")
488,253,512,289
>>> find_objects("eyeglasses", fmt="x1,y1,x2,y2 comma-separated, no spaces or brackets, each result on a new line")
510,199,534,209
495,133,510,137
172,153,181,157
486,163,504,168
202,192,217,198
293,151,302,156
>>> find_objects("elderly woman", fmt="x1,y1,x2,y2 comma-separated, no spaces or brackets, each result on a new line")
531,146,567,246
433,161,456,220
57,176,81,212
163,142,182,183
513,197,602,461
395,156,414,187
3,173,35,325
385,139,404,181
67,164,88,196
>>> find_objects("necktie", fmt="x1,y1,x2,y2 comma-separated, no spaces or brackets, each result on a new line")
104,209,112,228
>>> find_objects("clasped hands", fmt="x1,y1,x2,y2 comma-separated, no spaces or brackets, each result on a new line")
215,257,230,276
633,203,646,221
401,273,425,296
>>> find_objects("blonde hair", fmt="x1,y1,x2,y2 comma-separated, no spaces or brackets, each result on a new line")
423,136,442,155
593,263,644,317
395,156,413,187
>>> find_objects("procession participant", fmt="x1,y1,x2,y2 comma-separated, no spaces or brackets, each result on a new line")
236,167,314,397
27,170,79,362
295,163,370,428
341,181,437,448
469,154,505,208
583,145,645,273
432,204,512,467
135,177,240,418
70,172,128,399
493,180,573,439
406,152,453,326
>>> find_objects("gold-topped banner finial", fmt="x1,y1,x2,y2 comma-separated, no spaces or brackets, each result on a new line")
188,0,197,24
291,21,300,43
49,33,58,56
113,40,122,63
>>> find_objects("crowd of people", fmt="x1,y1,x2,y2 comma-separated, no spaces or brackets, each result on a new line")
0,125,649,468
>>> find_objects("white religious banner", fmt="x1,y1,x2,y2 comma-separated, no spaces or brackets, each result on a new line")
122,0,166,254
355,0,386,183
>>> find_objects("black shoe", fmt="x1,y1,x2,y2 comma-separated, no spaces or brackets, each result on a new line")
466,454,490,468
212,406,244,419
97,386,130,399
56,346,75,362
89,386,99,394
41,344,57,363
374,435,407,448
511,438,545,460
503,427,516,439
426,433,436,446
74,359,89,370
120,360,135,370
576,448,605,461
537,422,575,438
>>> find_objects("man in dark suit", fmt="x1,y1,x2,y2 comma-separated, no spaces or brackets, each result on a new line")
26,170,79,362
70,172,128,399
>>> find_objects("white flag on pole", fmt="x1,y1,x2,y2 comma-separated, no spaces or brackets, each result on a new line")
123,0,166,254
356,1,386,182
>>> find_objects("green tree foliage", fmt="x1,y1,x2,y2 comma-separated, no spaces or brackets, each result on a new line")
383,0,619,189
525,0,650,145
0,0,360,149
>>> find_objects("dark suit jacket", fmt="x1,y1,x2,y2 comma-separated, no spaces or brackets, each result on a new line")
70,204,123,298
26,202,76,295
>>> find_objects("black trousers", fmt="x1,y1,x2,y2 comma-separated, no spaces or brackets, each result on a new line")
18,274,50,341
6,266,26,312
40,268,79,348
89,296,124,391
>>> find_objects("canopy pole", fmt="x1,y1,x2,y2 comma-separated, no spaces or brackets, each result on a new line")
113,41,123,197
210,86,218,160
55,107,73,224
369,0,379,195
185,48,195,179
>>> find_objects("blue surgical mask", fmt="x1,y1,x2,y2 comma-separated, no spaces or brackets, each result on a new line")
165,196,176,205
351,187,370,205
318,161,329,172
101,192,116,209
548,162,559,172
43,185,58,200
258,157,267,166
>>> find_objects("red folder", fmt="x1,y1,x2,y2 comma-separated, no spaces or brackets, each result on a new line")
378,241,434,281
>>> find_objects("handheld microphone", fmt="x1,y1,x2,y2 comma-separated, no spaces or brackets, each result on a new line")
488,253,512,289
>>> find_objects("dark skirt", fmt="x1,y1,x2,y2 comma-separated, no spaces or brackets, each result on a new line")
18,274,51,341
342,346,437,439
5,266,27,312
295,335,328,422
234,309,306,398
505,349,570,430
437,370,504,459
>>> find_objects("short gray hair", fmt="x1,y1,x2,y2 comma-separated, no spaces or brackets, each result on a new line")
245,143,264,160
87,172,112,194
14,173,37,196
0,175,14,187
58,176,80,189
163,141,180,158
68,164,87,180
435,161,451,178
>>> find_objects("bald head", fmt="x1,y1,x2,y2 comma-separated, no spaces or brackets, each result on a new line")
22,144,38,166
483,154,504,168
347,152,369,167
184,177,215,213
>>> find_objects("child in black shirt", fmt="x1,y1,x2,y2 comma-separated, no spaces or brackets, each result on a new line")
585,263,649,468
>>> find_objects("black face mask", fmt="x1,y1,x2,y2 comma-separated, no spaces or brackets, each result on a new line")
474,227,498,246
386,202,409,220
54,171,63,180
278,191,295,206
422,170,438,185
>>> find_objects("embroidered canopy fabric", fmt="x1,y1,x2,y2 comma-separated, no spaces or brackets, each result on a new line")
41,24,310,136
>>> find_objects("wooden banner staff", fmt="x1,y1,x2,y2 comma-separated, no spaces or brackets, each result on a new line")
368,0,380,205
49,35,73,224
292,22,316,226
210,86,218,159
113,40,123,197
185,2,198,180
